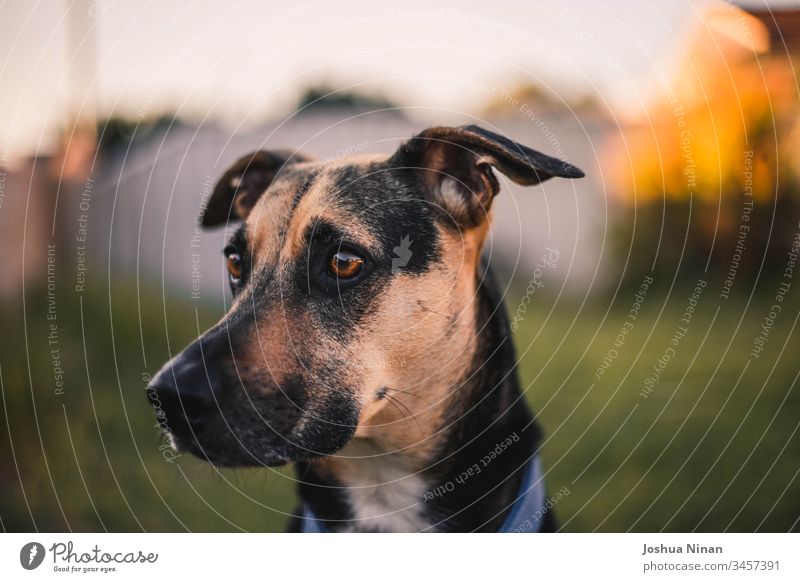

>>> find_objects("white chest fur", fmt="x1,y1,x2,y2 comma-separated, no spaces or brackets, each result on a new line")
332,441,431,533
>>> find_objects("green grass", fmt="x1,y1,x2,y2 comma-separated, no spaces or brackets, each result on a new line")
514,282,800,532
1,276,798,532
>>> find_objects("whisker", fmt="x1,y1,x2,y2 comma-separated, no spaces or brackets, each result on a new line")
416,300,451,319
388,386,435,407
383,394,407,424
385,393,425,437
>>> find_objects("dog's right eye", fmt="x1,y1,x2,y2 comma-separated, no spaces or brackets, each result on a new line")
226,252,242,283
328,250,364,279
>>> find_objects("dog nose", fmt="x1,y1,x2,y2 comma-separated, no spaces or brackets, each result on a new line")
147,343,223,437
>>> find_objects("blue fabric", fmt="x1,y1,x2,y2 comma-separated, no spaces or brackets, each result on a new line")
300,456,546,533
300,505,328,533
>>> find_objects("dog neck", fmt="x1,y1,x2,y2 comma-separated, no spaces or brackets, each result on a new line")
294,262,541,532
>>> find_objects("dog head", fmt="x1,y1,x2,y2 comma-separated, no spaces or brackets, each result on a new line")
147,125,583,467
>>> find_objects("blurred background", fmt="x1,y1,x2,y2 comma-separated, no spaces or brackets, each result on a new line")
1,0,798,532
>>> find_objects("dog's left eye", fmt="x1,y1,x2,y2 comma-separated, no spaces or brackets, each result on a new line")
226,252,242,283
328,250,364,279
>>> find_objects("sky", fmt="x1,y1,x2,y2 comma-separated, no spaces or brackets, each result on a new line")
0,0,789,162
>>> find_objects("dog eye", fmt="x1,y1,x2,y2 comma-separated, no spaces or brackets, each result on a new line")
226,252,242,283
328,250,364,279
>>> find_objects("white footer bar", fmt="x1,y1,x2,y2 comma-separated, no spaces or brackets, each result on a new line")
1,533,797,581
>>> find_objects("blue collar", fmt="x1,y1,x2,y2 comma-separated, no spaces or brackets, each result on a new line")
300,456,546,533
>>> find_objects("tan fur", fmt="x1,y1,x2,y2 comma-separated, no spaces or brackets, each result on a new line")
246,165,313,270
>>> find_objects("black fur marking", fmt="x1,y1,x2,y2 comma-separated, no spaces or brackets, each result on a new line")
295,460,354,528
289,168,321,213
329,164,443,276
287,219,389,341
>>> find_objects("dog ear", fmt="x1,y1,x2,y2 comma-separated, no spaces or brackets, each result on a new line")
391,125,584,227
201,149,311,227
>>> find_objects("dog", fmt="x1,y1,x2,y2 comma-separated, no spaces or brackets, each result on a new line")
147,125,583,532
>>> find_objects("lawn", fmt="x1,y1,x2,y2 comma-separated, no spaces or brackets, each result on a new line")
1,275,798,532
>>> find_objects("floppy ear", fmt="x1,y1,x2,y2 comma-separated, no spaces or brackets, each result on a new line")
390,125,584,227
201,149,311,227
